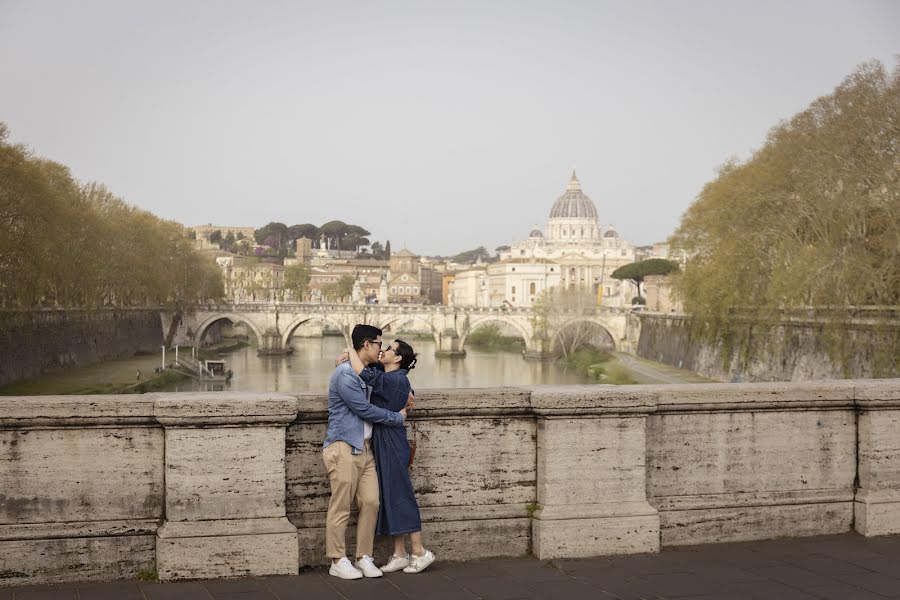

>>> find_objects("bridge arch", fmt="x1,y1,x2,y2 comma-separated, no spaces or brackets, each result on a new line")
549,317,619,353
195,313,265,347
281,314,353,349
459,315,534,354
377,315,440,347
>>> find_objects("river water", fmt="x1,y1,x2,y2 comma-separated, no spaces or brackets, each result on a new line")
165,336,595,393
1,336,711,396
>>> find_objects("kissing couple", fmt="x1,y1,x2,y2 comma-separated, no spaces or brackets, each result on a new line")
322,324,436,579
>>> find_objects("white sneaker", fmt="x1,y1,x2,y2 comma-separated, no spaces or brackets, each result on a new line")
329,557,363,580
380,553,411,573
355,555,383,578
403,549,435,573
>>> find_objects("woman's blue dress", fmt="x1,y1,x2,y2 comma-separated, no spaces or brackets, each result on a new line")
359,366,422,536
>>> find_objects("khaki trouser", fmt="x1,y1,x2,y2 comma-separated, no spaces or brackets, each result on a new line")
323,440,379,559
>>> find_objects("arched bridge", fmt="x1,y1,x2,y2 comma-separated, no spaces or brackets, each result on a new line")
168,302,639,357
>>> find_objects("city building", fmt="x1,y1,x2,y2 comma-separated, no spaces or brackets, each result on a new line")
451,171,638,307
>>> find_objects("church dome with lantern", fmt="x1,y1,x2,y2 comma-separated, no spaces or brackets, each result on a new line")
546,171,602,244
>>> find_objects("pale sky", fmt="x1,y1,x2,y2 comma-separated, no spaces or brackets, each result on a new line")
1,1,897,256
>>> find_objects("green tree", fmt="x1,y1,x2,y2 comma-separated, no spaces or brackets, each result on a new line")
320,220,349,250
254,222,288,250
321,274,356,301
531,285,599,358
208,230,223,244
452,246,492,264
284,264,310,299
669,60,899,374
0,122,224,309
610,258,680,299
384,240,392,259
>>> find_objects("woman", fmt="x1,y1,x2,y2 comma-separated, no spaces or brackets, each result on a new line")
345,339,435,574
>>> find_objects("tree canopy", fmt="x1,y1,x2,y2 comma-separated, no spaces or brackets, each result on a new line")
283,264,311,300
668,61,899,375
670,60,899,323
451,246,493,264
254,221,375,255
0,123,223,309
611,258,680,297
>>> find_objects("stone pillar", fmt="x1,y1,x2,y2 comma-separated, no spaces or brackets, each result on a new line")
435,329,465,357
154,393,299,580
531,387,659,559
855,381,900,536
257,328,289,355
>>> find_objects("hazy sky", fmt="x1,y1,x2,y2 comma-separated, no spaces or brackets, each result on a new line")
1,1,897,255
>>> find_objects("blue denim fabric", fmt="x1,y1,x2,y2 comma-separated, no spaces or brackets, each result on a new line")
358,366,413,408
324,362,404,454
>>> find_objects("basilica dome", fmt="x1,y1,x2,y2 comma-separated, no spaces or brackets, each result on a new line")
549,171,598,220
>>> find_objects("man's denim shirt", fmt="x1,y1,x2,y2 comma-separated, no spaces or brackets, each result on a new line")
324,362,404,454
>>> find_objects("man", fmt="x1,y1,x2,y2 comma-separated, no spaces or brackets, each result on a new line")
323,324,407,580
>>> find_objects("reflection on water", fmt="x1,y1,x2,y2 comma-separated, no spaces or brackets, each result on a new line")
163,336,593,393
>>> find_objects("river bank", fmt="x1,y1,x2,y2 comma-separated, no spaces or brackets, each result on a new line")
0,339,251,396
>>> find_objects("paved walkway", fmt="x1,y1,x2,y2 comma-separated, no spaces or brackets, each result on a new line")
615,353,714,384
2,534,899,599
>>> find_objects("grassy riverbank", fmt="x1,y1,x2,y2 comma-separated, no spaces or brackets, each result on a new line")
467,324,526,353
0,354,190,396
560,348,637,385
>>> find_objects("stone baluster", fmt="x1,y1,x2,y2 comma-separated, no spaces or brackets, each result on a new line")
154,393,299,580
530,387,660,558
855,380,900,536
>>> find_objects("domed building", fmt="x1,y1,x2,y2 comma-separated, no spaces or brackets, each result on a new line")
502,171,634,261
483,171,637,308
546,172,601,244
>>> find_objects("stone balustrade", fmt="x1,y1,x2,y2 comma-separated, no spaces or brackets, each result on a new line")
1,380,898,586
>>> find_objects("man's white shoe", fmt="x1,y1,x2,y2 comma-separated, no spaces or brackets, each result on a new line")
329,557,363,580
380,554,411,573
402,549,435,573
355,555,383,578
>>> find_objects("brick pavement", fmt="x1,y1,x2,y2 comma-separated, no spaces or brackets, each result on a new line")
2,533,898,600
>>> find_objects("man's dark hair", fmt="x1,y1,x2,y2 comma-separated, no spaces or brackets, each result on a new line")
351,324,382,350
394,339,418,371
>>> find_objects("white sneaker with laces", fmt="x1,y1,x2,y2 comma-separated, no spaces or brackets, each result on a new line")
355,555,383,578
403,549,435,573
380,553,411,573
329,557,363,580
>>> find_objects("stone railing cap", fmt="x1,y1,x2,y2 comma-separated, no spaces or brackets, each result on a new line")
651,380,857,412
293,388,532,421
155,392,298,426
0,395,157,427
855,378,900,407
529,385,658,415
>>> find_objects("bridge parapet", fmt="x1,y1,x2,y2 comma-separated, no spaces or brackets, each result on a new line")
1,379,898,585
179,302,636,356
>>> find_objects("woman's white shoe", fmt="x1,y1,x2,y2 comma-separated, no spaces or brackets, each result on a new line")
402,549,435,573
380,554,411,573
